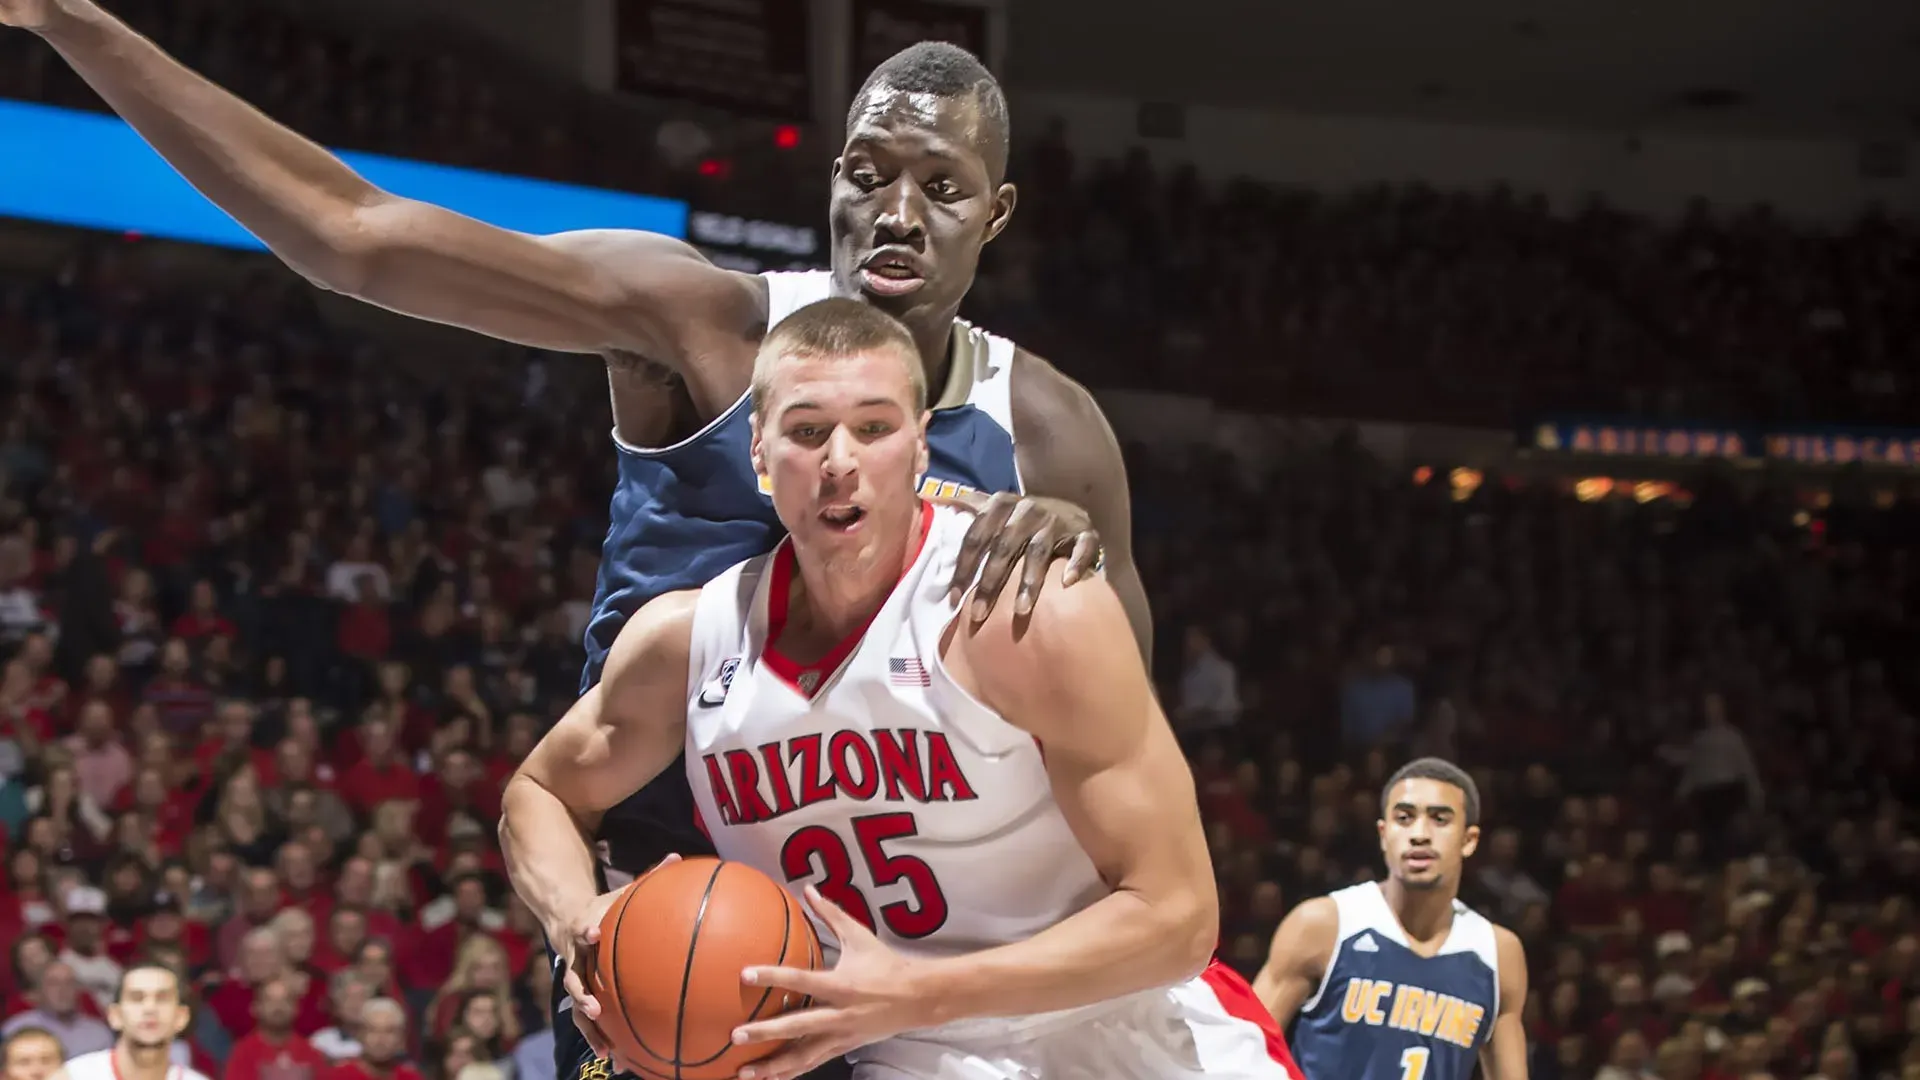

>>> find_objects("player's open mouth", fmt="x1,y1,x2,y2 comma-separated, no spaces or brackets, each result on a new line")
821,505,866,531
859,252,926,297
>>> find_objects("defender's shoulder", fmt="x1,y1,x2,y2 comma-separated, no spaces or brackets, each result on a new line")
1009,347,1100,423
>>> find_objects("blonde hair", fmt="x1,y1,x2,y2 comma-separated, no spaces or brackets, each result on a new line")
427,937,520,1045
751,298,925,420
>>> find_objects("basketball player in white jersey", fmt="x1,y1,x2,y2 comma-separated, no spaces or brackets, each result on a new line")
502,299,1303,1080
50,967,211,1080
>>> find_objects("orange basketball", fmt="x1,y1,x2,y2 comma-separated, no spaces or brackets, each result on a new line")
590,857,821,1080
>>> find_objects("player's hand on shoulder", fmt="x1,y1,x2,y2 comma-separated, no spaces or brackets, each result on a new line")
943,490,1101,622
729,885,934,1080
560,855,682,1072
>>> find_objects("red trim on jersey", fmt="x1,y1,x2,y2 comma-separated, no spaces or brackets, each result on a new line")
691,802,711,841
763,500,936,700
1200,959,1306,1079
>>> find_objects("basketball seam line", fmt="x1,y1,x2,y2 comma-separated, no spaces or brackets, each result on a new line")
607,872,673,1068
750,873,791,1022
674,860,725,1079
680,868,791,1068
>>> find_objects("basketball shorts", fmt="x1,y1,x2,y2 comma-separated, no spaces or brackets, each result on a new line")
848,962,1303,1080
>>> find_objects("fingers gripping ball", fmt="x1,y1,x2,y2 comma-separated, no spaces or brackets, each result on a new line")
590,857,821,1080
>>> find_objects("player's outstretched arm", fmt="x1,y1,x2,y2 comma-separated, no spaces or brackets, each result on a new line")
5,2,758,408
1478,927,1531,1080
1251,897,1340,1029
500,589,698,945
921,562,1210,1019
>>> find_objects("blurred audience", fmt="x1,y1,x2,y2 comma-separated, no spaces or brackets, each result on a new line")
0,10,1917,1079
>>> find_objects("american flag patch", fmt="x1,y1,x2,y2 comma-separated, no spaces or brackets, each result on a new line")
889,657,931,686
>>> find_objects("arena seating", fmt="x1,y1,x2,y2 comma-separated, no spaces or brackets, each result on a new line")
2,1,1913,425
3,241,1916,1080
2,8,1918,1080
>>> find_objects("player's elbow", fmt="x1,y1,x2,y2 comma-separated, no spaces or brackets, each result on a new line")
497,770,556,847
241,190,384,296
496,772,534,848
295,193,431,299
1159,883,1220,981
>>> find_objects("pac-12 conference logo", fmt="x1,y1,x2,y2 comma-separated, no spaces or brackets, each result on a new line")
697,658,741,708
757,474,981,500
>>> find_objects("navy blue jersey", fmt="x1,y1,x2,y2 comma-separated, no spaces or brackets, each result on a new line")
1290,883,1501,1080
580,270,1024,877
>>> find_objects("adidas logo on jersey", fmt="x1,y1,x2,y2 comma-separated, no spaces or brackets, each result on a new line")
1354,934,1379,952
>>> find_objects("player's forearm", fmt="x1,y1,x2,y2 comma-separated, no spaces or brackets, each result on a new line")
499,773,605,942
912,887,1215,1024
36,1,381,283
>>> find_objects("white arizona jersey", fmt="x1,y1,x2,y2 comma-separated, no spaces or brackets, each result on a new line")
64,1050,212,1080
684,502,1104,958
682,504,1305,1079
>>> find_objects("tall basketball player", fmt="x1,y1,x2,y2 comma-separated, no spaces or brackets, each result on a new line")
0,7,1148,1075
1252,759,1529,1080
503,300,1299,1080
49,967,212,1080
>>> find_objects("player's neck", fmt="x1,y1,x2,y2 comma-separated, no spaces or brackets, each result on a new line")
789,504,929,646
907,317,958,399
114,1041,173,1080
1380,878,1458,945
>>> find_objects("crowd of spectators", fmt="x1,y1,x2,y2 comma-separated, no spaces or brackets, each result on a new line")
1,6,1918,1080
1,248,602,1080
2,0,1913,428
0,237,1916,1080
1144,442,1920,1080
982,128,1918,427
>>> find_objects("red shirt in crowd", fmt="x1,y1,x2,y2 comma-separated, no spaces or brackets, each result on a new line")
328,1062,424,1080
337,764,421,815
1556,875,1624,933
224,1030,329,1080
172,611,237,640
415,778,502,850
1632,888,1696,937
337,603,392,661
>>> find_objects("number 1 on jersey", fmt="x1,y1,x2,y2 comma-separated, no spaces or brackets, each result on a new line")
778,812,950,939
1399,1047,1430,1080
